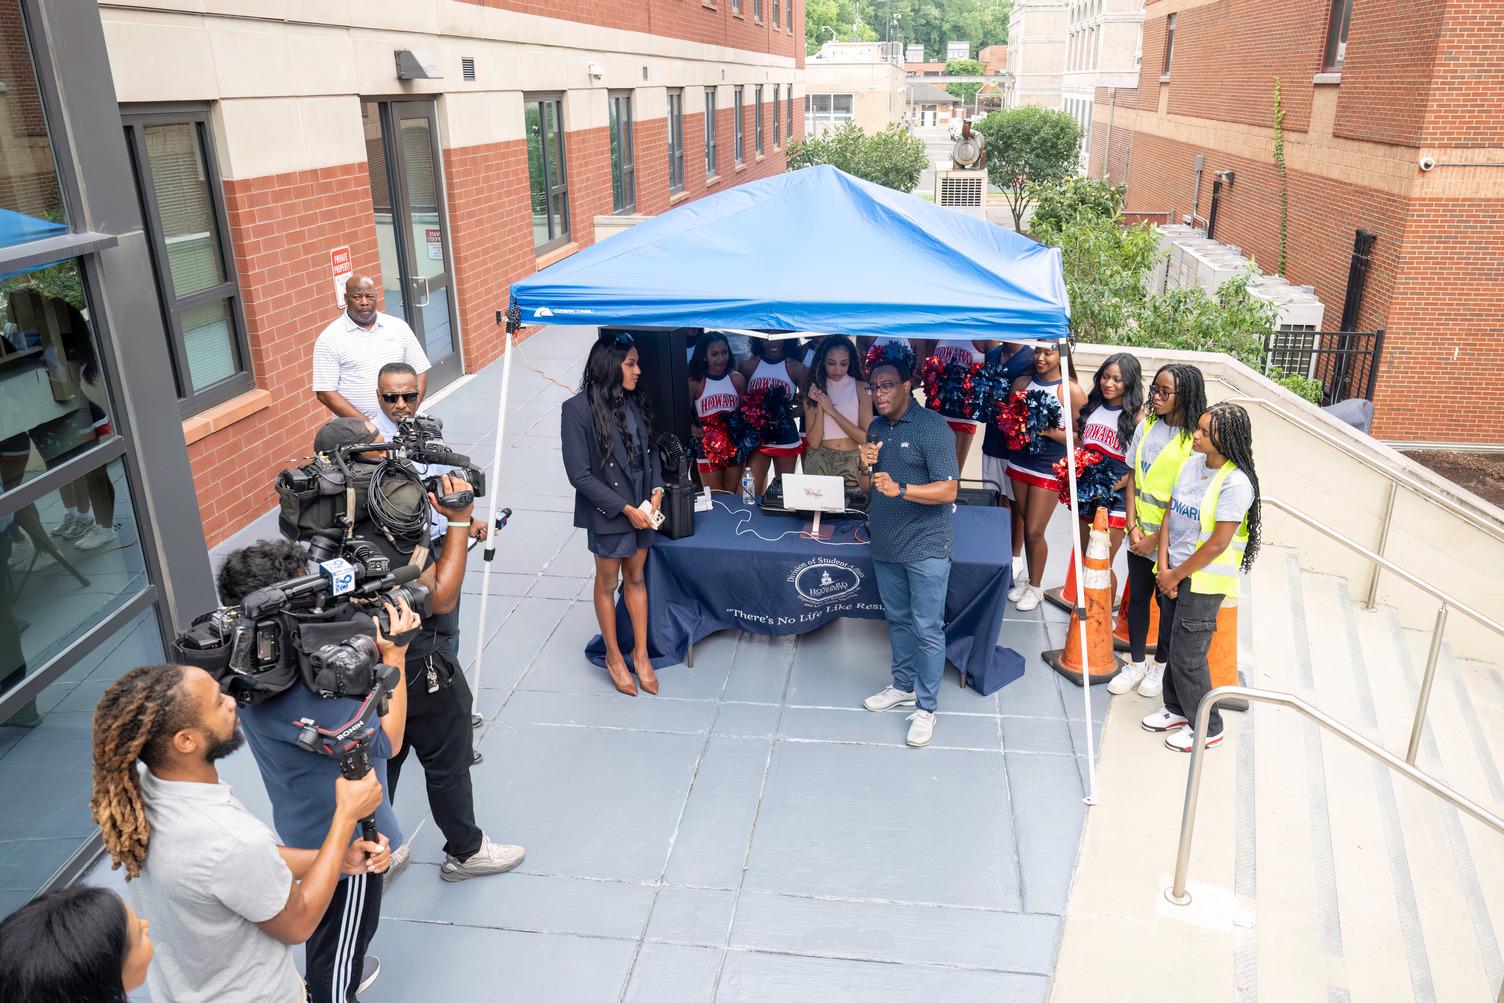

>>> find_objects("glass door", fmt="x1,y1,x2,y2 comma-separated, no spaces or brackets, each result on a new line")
360,100,462,388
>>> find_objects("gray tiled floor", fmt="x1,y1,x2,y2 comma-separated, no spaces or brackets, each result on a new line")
94,326,1111,1001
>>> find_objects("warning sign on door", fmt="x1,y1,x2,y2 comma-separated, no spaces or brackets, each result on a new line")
330,246,352,307
425,228,443,262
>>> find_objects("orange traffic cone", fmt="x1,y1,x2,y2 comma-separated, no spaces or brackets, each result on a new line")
1111,577,1158,652
1042,550,1081,614
1044,509,1126,686
1208,598,1246,711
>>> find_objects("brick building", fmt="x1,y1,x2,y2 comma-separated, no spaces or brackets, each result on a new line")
1091,0,1504,447
99,0,804,544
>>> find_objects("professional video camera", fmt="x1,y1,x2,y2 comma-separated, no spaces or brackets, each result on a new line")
294,656,402,846
388,415,487,503
171,549,432,706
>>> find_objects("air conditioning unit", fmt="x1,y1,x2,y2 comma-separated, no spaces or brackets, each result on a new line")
934,168,988,220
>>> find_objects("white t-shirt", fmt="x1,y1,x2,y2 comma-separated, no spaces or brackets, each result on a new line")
312,311,431,419
130,770,304,1003
1164,453,1254,569
1127,418,1180,478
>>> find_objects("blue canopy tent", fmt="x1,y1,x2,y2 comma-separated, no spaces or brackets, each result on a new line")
480,167,1099,799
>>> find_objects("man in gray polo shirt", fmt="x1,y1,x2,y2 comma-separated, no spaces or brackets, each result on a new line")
90,663,388,1003
313,274,431,420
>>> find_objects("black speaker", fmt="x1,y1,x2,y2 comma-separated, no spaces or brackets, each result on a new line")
601,327,697,458
654,432,696,540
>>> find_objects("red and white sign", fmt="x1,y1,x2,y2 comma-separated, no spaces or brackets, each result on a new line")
330,245,352,307
425,227,443,262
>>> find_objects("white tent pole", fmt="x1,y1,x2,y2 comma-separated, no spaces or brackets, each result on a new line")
1057,344,1099,806
469,327,516,726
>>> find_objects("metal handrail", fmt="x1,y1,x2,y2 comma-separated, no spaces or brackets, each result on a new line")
1264,495,1504,763
1218,390,1504,546
1166,686,1504,907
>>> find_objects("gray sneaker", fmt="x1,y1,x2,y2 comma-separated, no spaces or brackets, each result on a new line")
383,843,411,887
440,833,525,882
906,710,935,748
357,955,380,994
863,686,917,712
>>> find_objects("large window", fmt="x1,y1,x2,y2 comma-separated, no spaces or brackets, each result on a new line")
773,0,780,28
667,89,685,194
754,0,762,20
773,88,781,147
731,0,739,14
1161,13,1176,77
734,86,745,164
608,92,635,213
786,85,794,136
1324,0,1353,72
755,85,765,155
525,95,570,251
705,89,719,177
787,0,793,31
805,93,854,134
122,110,251,416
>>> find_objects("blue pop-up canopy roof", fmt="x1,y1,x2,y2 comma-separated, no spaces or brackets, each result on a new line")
509,165,1070,341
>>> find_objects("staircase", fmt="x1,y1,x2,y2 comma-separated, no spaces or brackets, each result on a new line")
1050,545,1504,1003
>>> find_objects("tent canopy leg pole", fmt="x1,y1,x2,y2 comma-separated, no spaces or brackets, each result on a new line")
469,328,517,725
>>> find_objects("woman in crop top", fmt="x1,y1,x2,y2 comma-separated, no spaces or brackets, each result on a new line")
738,337,809,494
688,330,747,492
802,336,872,494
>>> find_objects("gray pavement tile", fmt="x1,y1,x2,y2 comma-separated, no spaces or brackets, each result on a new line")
474,596,572,694
488,509,575,574
711,702,782,738
720,633,796,703
730,890,1061,974
623,942,724,1003
529,574,588,600
744,742,1020,911
517,601,641,697
663,737,773,889
645,885,738,946
996,626,1070,720
381,864,654,940
1057,671,1110,725
499,689,719,735
460,568,537,597
496,491,575,512
1005,751,1085,915
542,530,599,577
362,919,636,1003
778,705,1000,751
1001,714,1076,755
714,950,1051,1002
783,616,894,707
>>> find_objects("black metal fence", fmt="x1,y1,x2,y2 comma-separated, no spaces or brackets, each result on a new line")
1263,328,1385,405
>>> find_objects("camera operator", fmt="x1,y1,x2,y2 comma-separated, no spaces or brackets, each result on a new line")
216,538,416,1003
317,413,526,885
90,663,386,1003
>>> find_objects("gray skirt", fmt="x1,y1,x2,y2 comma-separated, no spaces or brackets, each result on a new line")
587,526,656,559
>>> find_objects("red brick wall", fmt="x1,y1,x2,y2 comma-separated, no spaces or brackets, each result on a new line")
564,125,615,242
1088,86,1137,185
1330,0,1445,147
193,163,382,544
1419,1,1504,146
634,116,671,216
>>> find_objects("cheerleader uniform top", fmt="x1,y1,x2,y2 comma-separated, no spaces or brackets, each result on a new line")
1079,404,1126,460
1007,377,1067,482
695,372,739,419
932,340,985,431
981,344,1035,460
817,373,860,442
748,357,803,452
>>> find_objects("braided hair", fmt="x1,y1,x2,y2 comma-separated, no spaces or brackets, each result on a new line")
89,664,194,879
1205,401,1262,573
1146,363,1207,443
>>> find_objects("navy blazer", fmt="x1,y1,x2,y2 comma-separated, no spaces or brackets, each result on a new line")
560,392,663,533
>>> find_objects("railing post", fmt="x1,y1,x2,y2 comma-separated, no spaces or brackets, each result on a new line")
1366,480,1398,611
1166,690,1232,906
1406,604,1449,765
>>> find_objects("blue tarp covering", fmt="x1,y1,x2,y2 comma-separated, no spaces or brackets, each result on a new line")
509,165,1070,341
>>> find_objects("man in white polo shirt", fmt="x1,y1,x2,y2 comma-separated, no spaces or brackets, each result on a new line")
313,274,431,420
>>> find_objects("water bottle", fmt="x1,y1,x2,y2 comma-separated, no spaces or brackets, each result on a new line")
740,471,756,505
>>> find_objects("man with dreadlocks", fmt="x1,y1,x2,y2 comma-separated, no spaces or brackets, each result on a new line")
90,663,386,1003
1139,401,1261,753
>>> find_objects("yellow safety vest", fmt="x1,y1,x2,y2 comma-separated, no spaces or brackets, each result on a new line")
1187,461,1250,599
1133,420,1194,534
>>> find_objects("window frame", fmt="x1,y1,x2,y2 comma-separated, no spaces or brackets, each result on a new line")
1323,0,1352,73
525,93,571,253
755,84,765,155
1161,12,1176,78
754,0,762,21
731,0,740,14
667,88,686,193
786,84,793,136
773,87,781,147
705,87,719,177
121,105,254,418
734,86,746,164
773,0,780,29
608,91,636,213
787,0,793,32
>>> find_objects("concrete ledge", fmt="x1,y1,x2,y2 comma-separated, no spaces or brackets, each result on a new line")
181,388,273,445
535,241,582,270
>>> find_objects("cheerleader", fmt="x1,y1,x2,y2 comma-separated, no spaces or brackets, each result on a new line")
929,338,990,470
1140,402,1261,751
856,335,915,377
1070,353,1144,565
688,331,747,492
738,337,809,493
803,336,872,493
980,341,1034,579
1110,364,1207,699
1006,342,1086,612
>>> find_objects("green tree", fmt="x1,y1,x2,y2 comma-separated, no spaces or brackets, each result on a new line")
784,122,929,192
975,106,1082,230
857,0,1011,61
1026,175,1125,239
944,58,985,105
806,0,875,55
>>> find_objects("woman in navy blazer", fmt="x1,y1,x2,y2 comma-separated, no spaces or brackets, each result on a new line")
561,332,664,696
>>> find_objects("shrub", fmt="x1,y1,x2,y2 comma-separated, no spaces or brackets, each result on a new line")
784,122,929,193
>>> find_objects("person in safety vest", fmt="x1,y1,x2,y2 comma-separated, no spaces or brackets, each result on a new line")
1111,364,1208,699
1139,402,1262,752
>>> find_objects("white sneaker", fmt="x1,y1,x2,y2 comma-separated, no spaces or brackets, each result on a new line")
383,843,411,887
74,524,117,551
1107,661,1147,695
440,833,525,882
1164,725,1223,753
50,513,91,539
1140,706,1189,733
906,709,935,747
1138,659,1166,698
863,685,917,712
7,536,55,572
1014,586,1042,612
1007,581,1028,602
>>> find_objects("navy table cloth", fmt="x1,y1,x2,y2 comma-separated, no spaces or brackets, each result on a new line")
585,500,1025,693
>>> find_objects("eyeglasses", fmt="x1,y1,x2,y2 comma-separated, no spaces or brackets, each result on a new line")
381,391,420,404
865,381,903,396
610,332,635,349
1149,385,1176,399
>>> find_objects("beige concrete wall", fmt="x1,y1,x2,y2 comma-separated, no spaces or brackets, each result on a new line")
801,60,904,133
1074,344,1504,661
1007,0,1069,109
